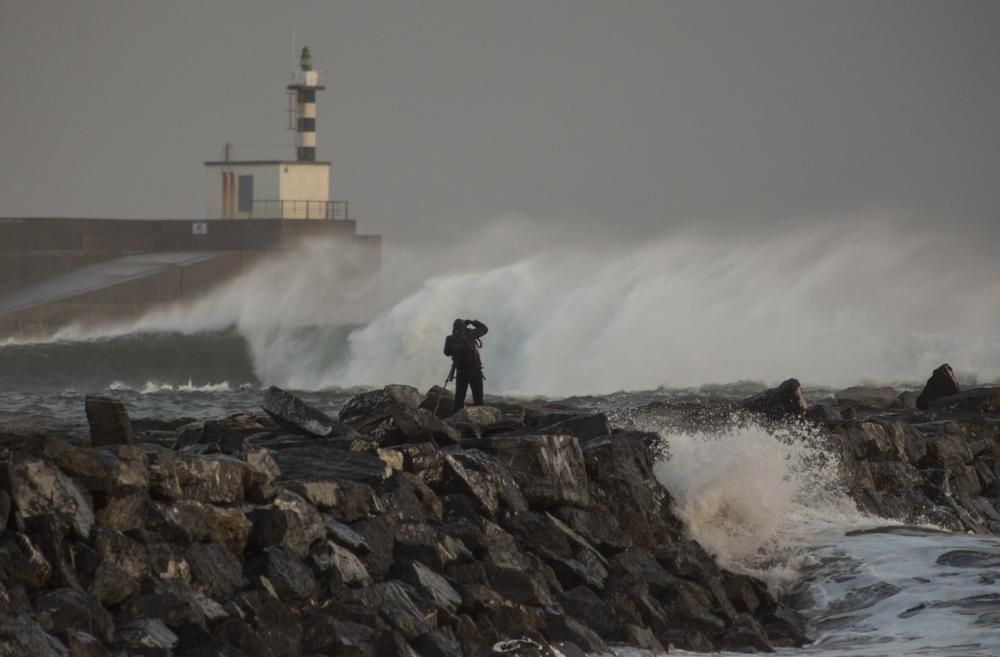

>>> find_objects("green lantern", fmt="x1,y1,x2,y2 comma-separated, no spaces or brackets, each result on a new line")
300,47,313,71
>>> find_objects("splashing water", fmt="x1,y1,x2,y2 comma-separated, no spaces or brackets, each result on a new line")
12,218,1000,394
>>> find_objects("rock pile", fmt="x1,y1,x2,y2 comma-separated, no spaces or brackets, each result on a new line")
0,387,808,656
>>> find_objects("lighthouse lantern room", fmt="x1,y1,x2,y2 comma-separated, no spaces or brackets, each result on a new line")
204,47,348,221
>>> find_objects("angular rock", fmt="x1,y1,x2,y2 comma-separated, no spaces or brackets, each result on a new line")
85,396,135,446
440,450,528,518
0,535,53,591
246,490,325,558
324,517,370,554
394,560,462,612
552,507,633,555
0,613,68,657
150,501,251,556
347,406,461,448
490,638,563,657
341,385,422,422
286,479,378,520
488,435,589,508
94,492,147,532
60,630,111,657
738,378,808,419
115,618,178,654
555,586,618,638
448,406,503,428
274,444,391,486
118,578,208,630
262,385,359,438
413,630,462,657
248,546,317,602
143,448,248,504
357,581,433,639
33,588,115,644
421,385,455,419
543,612,607,654
301,614,375,657
226,589,302,657
835,386,899,409
379,471,443,523
310,540,372,588
9,458,94,539
187,542,244,600
90,529,149,606
395,522,471,571
916,363,961,410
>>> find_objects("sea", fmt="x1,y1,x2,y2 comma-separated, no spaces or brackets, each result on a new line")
3,227,1000,656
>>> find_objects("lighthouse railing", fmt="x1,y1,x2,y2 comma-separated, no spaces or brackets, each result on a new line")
246,200,350,220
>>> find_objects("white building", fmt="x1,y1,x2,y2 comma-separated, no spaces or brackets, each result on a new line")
204,47,348,220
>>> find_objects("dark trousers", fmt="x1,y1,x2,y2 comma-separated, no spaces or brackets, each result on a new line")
454,369,484,411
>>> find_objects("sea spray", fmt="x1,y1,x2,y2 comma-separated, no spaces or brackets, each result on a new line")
11,219,1000,394
637,412,871,588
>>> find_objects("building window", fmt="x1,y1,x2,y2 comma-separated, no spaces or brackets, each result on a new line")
238,175,254,212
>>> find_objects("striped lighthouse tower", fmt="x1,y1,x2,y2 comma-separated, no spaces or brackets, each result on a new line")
287,47,325,162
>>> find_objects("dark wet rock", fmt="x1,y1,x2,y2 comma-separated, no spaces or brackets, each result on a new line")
917,363,961,410
358,581,433,639
552,507,633,555
9,457,94,539
115,618,179,654
246,490,325,559
929,387,1000,414
85,397,135,447
273,444,391,486
534,413,611,441
440,450,527,518
89,529,149,606
21,514,80,589
489,638,562,657
325,517,370,554
33,588,115,644
118,578,208,630
60,630,112,657
379,471,443,523
187,542,244,600
0,613,69,657
556,585,618,638
738,378,808,419
836,386,899,409
341,385,422,422
655,539,720,582
143,447,249,504
94,491,147,532
348,406,461,448
395,522,472,571
582,434,677,548
392,560,461,613
310,539,372,588
413,630,463,657
150,501,251,556
227,589,303,657
543,611,607,654
488,435,589,508
421,385,456,420
719,614,775,653
262,385,359,439
246,546,317,603
301,614,375,657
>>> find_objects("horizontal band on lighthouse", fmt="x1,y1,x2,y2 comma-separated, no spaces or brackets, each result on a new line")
300,132,316,147
297,118,316,132
301,104,316,119
297,89,316,103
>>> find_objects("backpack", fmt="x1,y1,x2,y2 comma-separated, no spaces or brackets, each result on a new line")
450,332,482,371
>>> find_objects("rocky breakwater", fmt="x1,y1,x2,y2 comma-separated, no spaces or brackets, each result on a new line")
0,383,809,656
643,364,1000,535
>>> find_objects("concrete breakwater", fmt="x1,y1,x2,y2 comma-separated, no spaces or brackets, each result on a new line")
0,384,809,656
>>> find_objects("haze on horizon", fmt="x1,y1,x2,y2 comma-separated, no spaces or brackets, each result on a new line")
1,0,998,248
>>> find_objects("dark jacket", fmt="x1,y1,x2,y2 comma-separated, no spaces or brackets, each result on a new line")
444,320,488,372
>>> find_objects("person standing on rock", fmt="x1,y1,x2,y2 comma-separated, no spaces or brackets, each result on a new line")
444,318,488,411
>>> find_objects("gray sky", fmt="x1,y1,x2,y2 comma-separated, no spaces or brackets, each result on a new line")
1,0,998,245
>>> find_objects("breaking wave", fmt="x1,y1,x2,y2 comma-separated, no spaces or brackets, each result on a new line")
4,218,1000,395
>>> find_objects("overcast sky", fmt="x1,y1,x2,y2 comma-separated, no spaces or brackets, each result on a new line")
1,1,998,245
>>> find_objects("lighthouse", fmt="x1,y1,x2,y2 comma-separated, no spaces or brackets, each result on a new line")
203,47,348,220
287,47,323,162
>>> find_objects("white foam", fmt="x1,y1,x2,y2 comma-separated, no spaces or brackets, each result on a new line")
106,380,234,394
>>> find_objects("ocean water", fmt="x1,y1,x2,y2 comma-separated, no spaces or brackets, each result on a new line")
3,224,1000,655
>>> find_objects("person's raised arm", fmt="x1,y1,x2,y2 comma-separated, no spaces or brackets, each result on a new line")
467,319,488,339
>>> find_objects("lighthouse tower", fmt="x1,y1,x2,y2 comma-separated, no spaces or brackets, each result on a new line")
203,47,348,220
287,47,324,162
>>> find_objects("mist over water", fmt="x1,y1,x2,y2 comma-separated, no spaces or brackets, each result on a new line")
13,217,1000,395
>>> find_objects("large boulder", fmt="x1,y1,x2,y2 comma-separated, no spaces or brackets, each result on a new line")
85,396,135,447
272,444,391,486
262,385,359,438
246,490,326,559
440,450,528,518
32,588,115,644
143,447,248,504
738,379,807,420
488,435,589,508
916,363,961,410
357,581,433,639
0,613,68,657
8,458,94,539
340,385,422,422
